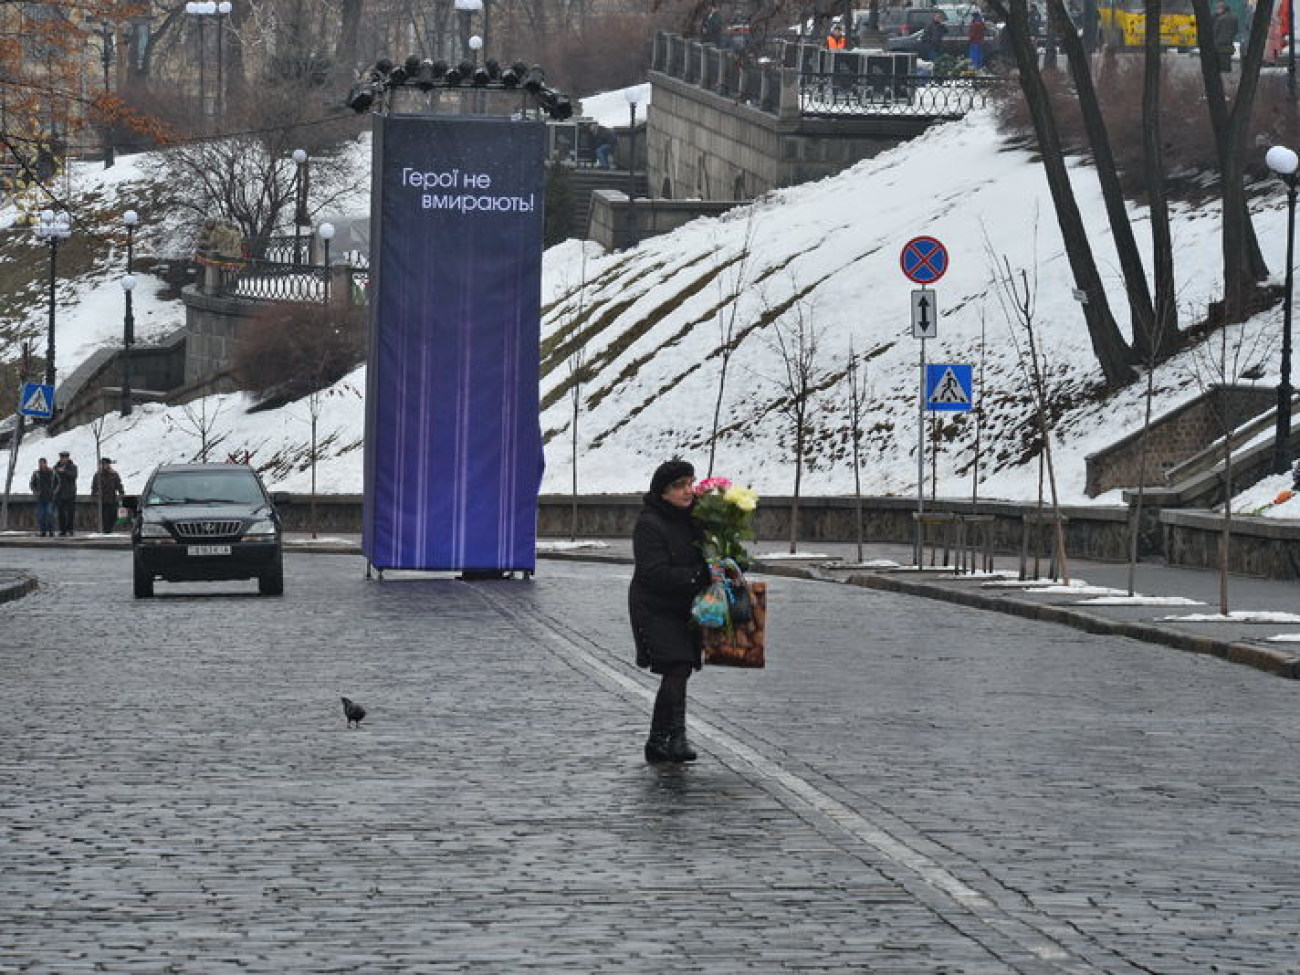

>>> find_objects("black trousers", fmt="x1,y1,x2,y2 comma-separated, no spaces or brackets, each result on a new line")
57,498,76,534
100,502,118,533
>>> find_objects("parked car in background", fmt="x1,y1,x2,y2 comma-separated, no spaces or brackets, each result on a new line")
129,463,288,598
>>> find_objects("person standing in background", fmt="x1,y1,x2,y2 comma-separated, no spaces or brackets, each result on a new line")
1214,1,1239,71
967,10,987,68
29,457,57,537
91,457,125,533
53,450,78,536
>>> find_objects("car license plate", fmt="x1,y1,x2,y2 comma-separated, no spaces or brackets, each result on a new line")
188,545,232,556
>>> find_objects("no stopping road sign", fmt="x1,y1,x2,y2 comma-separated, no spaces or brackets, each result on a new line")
900,236,949,285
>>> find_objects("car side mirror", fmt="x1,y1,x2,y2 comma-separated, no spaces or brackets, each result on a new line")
270,492,292,506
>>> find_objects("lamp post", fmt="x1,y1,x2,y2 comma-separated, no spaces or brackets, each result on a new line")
121,209,139,417
185,2,229,118
98,19,115,167
1267,145,1298,474
121,275,136,417
318,222,336,305
1289,0,1296,99
291,148,308,264
34,209,72,390
625,88,640,247
215,1,231,116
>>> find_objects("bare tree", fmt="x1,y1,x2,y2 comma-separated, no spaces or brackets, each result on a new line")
0,341,37,532
763,293,833,554
843,339,873,563
567,341,589,542
1190,0,1274,323
1185,317,1275,614
298,380,361,538
706,211,758,476
170,395,229,462
988,238,1070,583
986,0,1136,388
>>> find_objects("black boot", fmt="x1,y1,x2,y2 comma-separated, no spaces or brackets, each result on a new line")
666,706,698,763
644,731,674,763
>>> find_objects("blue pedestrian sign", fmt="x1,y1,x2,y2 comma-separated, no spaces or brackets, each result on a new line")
18,382,55,419
925,364,973,412
900,236,949,285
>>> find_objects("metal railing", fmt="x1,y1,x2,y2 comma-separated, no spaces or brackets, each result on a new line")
652,30,1004,120
798,72,1000,117
200,255,369,306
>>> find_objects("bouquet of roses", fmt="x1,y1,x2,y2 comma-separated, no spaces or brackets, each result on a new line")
692,476,759,568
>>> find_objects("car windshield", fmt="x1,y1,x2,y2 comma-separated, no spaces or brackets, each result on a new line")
147,471,265,505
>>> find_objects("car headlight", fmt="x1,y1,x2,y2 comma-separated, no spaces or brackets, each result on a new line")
244,519,276,536
139,522,171,538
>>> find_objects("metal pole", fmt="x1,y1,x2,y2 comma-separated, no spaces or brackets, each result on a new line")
101,22,115,167
915,334,926,568
197,15,207,117
627,101,638,246
122,289,134,418
1275,176,1296,472
45,240,57,388
1290,0,1296,100
216,9,225,117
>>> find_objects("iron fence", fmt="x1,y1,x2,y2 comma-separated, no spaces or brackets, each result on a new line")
799,72,1001,117
652,30,1004,120
205,259,369,306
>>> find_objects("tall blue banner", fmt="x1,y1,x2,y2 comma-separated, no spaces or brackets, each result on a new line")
362,115,545,572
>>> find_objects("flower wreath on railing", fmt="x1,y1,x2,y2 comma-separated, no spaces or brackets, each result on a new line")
689,476,760,630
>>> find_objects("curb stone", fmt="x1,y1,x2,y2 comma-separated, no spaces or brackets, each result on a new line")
5,541,1297,680
754,559,1300,681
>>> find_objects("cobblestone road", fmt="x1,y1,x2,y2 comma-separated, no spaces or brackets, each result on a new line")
2,549,1298,973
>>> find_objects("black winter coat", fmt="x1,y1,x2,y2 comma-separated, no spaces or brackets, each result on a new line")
628,492,709,673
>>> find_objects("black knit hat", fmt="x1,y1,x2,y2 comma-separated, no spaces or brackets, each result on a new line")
649,459,695,495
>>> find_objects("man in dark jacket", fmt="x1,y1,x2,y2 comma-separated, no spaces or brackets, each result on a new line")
920,12,947,61
91,457,125,533
29,457,57,537
1213,2,1238,72
628,459,709,763
53,450,78,536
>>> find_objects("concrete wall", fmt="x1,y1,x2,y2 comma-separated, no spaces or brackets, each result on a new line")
644,27,943,207
587,190,740,251
7,495,1297,578
181,286,264,384
1085,385,1278,497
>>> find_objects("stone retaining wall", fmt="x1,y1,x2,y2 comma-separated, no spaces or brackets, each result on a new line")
6,495,1295,580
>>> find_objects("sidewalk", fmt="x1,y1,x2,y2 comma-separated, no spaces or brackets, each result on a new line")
4,530,1299,678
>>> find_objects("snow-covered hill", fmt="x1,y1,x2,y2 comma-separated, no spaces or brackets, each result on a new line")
4,105,1299,518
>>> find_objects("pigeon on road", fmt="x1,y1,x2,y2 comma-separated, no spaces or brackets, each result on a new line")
341,696,366,729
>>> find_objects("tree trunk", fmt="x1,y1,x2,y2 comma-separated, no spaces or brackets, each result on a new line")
1192,0,1273,322
1051,0,1156,358
989,0,1136,387
335,0,364,84
1143,0,1178,353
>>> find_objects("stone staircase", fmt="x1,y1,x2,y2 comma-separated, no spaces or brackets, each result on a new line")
560,166,649,237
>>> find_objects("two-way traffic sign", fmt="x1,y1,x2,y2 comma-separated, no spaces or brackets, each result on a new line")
911,289,938,338
18,382,55,419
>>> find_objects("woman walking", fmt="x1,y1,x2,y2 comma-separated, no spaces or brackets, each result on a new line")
628,459,710,763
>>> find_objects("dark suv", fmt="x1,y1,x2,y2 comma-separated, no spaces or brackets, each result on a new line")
130,463,287,598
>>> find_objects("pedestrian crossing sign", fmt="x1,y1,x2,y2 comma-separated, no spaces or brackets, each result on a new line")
925,364,973,412
18,382,55,419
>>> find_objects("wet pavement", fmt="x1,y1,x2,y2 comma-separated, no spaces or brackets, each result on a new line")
2,539,1299,972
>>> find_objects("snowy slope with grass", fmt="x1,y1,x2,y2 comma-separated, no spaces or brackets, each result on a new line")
3,104,1299,520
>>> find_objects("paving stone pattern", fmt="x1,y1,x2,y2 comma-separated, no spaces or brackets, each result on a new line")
2,549,1298,973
